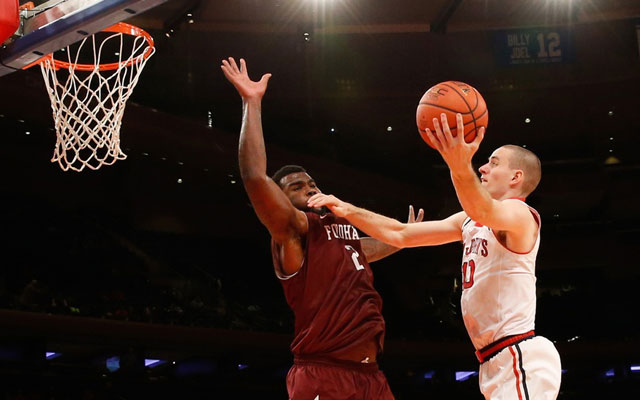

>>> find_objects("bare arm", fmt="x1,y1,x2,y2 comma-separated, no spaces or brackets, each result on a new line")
360,237,400,263
427,113,534,235
308,195,465,248
361,205,425,262
221,57,307,244
448,162,533,234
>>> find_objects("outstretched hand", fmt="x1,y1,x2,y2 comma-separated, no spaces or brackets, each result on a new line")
423,113,486,172
308,194,425,226
220,57,272,100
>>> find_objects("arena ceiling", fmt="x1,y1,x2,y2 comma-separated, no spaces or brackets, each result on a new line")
135,0,640,33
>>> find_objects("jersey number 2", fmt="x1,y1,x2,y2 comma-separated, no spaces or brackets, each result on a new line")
462,260,476,289
345,245,365,271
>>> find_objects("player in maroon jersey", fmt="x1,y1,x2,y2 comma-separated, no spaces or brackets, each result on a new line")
221,57,422,399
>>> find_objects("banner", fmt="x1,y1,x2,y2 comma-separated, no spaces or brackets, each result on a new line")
493,27,571,65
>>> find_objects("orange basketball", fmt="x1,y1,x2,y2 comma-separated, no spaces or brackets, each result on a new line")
416,81,489,149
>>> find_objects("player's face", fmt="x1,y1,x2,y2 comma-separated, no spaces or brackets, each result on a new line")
279,172,322,211
478,147,515,199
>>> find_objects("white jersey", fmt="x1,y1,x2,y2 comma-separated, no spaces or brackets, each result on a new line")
460,202,541,351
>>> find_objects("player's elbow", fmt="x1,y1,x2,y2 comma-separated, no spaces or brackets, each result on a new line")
363,225,406,248
387,225,412,248
378,234,404,249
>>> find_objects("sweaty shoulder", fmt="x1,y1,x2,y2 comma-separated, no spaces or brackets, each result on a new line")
496,199,539,253
502,199,538,226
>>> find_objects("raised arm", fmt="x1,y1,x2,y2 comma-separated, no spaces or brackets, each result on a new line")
221,57,307,243
307,194,465,248
425,113,534,236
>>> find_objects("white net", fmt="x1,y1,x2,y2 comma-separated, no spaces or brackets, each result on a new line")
39,25,154,172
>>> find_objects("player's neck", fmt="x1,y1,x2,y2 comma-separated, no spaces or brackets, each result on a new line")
495,189,525,202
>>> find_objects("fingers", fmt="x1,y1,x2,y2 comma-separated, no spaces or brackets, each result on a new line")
259,73,272,85
408,205,425,223
440,113,464,143
220,64,231,79
240,58,249,76
424,128,443,152
220,59,230,74
473,127,486,146
220,59,235,79
455,113,464,143
229,57,240,74
432,117,447,147
220,57,241,75
419,128,434,148
439,113,453,143
307,193,323,205
307,193,334,208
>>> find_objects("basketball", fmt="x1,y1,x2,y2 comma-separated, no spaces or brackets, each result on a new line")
416,81,489,149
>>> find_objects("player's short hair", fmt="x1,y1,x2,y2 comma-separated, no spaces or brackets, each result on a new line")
272,165,307,187
502,145,542,196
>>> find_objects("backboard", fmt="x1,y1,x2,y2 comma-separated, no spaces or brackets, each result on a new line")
0,0,167,77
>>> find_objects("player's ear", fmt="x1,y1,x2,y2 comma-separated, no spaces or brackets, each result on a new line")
511,170,524,184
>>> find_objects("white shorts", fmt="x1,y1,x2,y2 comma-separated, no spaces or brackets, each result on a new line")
479,336,561,400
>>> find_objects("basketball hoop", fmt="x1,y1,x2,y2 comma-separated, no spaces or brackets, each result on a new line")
35,22,155,172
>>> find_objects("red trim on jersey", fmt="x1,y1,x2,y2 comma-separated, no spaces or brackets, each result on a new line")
509,346,525,400
475,330,535,363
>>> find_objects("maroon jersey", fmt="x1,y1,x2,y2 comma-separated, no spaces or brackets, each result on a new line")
271,212,385,359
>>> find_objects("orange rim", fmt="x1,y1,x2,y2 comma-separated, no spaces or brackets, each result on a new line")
24,22,154,71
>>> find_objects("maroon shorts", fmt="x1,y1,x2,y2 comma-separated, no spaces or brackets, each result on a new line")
286,356,394,400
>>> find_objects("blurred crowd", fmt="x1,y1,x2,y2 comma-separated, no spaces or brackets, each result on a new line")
1,208,292,334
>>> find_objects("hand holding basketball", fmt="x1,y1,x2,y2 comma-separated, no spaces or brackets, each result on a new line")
416,81,488,149
425,112,485,171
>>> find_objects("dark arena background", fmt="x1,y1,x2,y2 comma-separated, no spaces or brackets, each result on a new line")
1,0,640,398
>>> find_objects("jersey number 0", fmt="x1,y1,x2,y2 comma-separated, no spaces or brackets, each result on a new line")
462,260,476,289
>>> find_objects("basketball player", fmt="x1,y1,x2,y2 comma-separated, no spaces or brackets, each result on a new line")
221,57,422,399
308,113,562,399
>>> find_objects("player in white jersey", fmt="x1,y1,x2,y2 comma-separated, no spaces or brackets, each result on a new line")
307,113,562,399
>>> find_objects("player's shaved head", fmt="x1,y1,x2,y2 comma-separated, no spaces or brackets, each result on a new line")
501,145,541,196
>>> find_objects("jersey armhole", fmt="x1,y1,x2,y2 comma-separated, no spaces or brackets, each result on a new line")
491,206,541,255
530,208,541,228
275,260,303,280
273,212,310,280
